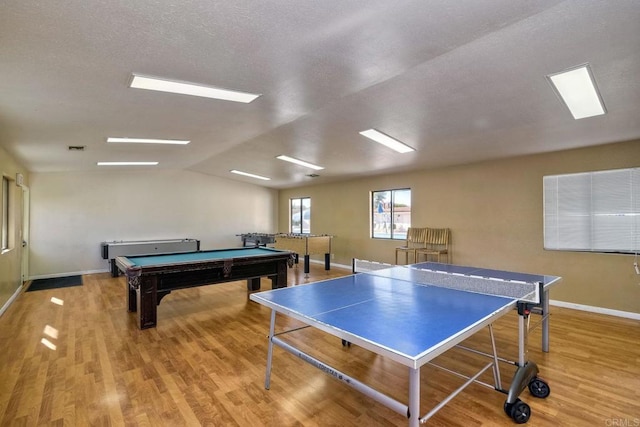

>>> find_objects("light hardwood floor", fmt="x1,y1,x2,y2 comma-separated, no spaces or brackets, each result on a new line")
1,263,638,426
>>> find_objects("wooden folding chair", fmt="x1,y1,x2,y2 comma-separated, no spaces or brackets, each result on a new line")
394,227,427,265
416,228,451,263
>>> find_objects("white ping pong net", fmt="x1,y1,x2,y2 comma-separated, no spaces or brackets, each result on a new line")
353,259,540,304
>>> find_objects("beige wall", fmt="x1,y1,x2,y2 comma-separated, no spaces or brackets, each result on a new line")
278,140,640,314
0,146,29,312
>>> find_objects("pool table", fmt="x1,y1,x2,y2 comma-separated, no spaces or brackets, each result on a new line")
115,247,295,329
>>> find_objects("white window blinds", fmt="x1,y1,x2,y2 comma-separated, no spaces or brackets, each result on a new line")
543,167,640,253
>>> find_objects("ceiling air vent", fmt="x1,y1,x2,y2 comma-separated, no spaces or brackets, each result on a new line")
68,146,86,151
306,174,320,178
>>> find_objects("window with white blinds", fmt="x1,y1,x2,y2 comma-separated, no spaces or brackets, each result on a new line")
543,167,640,253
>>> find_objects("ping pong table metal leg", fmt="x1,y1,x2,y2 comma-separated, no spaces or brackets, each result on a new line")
264,310,277,390
488,324,503,391
408,368,420,427
542,289,550,352
518,311,528,367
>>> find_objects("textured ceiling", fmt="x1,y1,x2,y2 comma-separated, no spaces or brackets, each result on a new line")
1,1,639,188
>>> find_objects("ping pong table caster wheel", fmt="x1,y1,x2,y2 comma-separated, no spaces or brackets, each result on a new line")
528,377,550,398
504,398,531,424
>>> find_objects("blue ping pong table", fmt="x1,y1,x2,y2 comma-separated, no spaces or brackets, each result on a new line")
250,262,561,425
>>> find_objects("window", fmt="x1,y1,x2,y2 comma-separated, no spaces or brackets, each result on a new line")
1,176,10,251
372,188,411,240
290,197,311,234
543,167,640,253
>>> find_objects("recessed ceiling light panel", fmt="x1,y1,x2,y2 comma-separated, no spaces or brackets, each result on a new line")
359,129,415,153
546,64,606,120
230,170,271,181
97,161,158,166
129,74,261,103
276,155,324,170
107,137,190,145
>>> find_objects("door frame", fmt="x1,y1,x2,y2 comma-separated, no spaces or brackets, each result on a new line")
21,186,29,283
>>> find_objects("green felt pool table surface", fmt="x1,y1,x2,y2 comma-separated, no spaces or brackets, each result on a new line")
125,247,287,267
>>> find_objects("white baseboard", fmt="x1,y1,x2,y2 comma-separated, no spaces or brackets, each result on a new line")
550,299,640,320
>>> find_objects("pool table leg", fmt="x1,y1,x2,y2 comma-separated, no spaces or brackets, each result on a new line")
127,281,137,312
137,276,158,329
275,260,288,289
110,259,120,277
247,278,261,291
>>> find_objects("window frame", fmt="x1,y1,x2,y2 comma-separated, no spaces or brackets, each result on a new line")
290,197,311,234
371,188,412,240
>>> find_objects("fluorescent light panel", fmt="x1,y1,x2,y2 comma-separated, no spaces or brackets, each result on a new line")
276,155,324,170
97,161,158,166
107,137,190,145
359,129,415,153
230,170,271,181
546,64,606,120
129,74,261,103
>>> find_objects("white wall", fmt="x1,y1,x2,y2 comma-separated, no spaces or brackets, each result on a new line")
29,169,278,277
